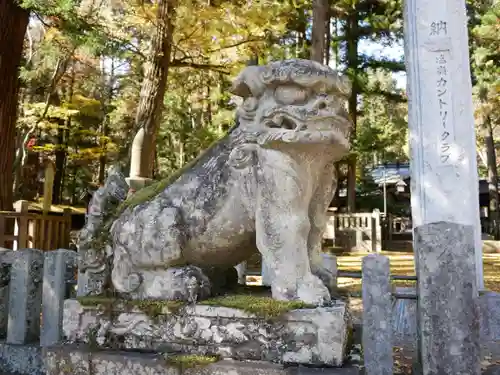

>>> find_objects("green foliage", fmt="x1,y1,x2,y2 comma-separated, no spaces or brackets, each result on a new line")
9,0,498,214
356,69,408,170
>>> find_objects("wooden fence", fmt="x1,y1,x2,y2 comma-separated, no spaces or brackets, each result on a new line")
324,210,383,252
0,201,71,251
324,210,412,252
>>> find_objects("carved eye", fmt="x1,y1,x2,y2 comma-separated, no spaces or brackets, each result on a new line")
318,101,327,110
274,86,308,105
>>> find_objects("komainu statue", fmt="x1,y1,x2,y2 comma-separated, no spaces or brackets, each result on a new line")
79,59,352,305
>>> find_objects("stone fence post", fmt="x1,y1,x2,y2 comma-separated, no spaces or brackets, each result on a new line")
0,249,15,338
362,254,392,375
7,249,44,344
234,261,247,285
321,253,337,292
371,209,382,252
41,249,78,347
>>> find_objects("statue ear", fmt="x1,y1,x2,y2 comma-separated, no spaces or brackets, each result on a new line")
230,66,265,98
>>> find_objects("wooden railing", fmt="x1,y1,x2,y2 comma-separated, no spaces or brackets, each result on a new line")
324,210,382,252
0,201,71,251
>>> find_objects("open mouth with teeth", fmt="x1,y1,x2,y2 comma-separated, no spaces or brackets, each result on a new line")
261,113,351,147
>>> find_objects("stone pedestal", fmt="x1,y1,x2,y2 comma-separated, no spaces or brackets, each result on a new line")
414,222,480,375
44,346,361,375
62,299,351,367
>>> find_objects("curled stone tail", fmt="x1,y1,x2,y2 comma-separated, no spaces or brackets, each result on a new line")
77,166,128,295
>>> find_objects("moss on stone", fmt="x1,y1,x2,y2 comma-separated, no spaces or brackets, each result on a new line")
77,296,116,308
164,354,220,369
131,299,185,317
199,294,313,319
77,289,313,320
77,296,185,317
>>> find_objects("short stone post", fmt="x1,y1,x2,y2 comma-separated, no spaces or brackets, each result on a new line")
41,249,77,347
414,223,480,375
7,249,44,344
234,261,247,285
362,254,393,375
371,209,382,252
0,250,14,338
321,253,337,291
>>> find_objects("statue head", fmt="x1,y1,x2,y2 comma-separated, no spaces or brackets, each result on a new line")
230,59,352,154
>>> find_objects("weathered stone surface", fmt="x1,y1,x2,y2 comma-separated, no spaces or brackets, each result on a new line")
0,341,44,375
380,288,500,351
81,59,352,305
41,250,78,347
362,254,392,375
0,250,14,339
44,346,359,375
7,249,44,345
321,253,337,292
62,299,351,367
77,166,128,297
414,222,481,375
480,291,500,342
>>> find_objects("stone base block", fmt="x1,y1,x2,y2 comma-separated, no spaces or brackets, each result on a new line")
62,299,351,367
44,346,360,375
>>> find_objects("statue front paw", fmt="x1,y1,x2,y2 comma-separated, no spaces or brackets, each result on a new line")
296,274,332,306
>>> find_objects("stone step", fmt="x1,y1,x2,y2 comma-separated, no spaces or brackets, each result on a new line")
45,346,361,375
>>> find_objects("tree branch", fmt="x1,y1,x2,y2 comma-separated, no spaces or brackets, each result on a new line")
14,55,72,172
170,60,230,74
364,88,408,103
206,37,266,53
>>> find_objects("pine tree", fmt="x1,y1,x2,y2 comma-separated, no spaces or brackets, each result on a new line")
0,0,29,210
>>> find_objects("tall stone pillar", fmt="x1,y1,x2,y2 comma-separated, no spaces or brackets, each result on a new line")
404,0,483,291
404,1,482,374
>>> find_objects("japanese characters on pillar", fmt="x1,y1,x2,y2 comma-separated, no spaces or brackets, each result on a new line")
404,0,483,290
429,21,454,166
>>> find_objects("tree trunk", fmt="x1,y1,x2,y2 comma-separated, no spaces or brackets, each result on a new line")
52,120,67,204
484,116,499,239
345,11,359,213
129,0,176,180
311,0,328,63
325,14,331,65
99,57,115,184
0,0,29,211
